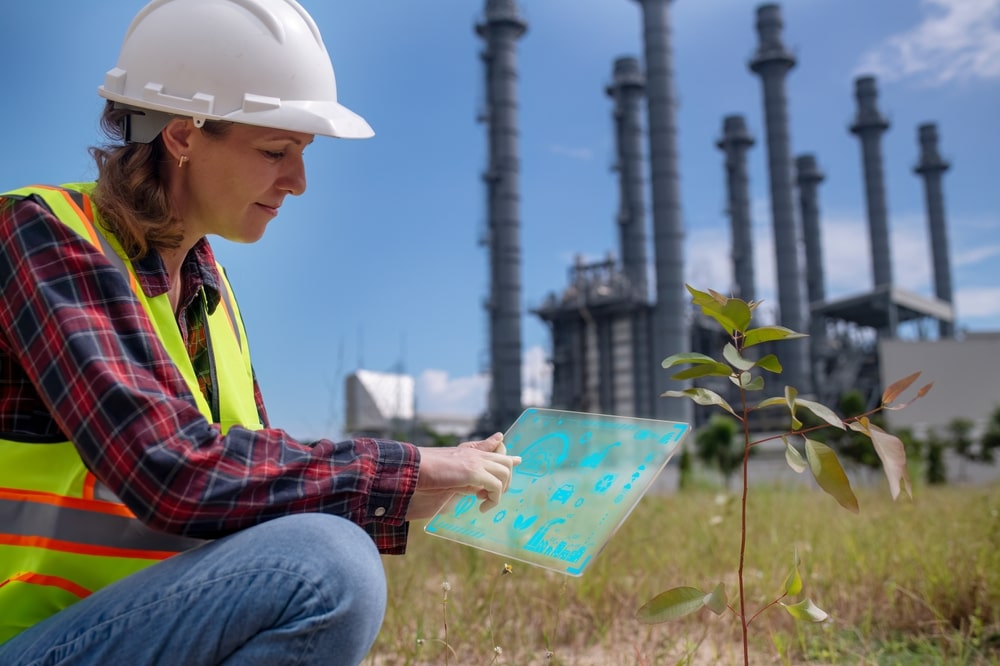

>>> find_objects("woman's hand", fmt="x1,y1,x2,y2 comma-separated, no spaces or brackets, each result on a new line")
405,433,521,520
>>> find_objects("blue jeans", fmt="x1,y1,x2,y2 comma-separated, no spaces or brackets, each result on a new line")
0,514,387,665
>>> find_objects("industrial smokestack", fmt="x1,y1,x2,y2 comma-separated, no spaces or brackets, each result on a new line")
795,153,827,383
748,3,811,394
849,76,894,294
631,0,689,423
716,114,757,303
914,122,955,338
795,154,826,306
477,0,526,431
606,56,649,302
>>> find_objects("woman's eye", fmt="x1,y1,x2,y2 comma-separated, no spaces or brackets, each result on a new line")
262,150,285,160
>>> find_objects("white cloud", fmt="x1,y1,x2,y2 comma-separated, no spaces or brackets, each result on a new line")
954,244,1000,267
416,369,488,416
856,0,1000,85
956,286,1000,318
522,344,552,406
415,344,552,417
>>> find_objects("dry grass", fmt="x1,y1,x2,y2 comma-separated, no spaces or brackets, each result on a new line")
367,483,1000,665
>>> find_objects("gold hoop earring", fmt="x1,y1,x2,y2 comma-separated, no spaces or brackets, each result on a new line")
177,155,189,168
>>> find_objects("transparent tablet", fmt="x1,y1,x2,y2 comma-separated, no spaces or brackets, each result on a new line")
424,408,690,576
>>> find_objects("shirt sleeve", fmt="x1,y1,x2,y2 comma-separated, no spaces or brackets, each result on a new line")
0,197,419,554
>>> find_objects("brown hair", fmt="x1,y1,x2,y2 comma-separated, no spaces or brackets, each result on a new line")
89,101,229,259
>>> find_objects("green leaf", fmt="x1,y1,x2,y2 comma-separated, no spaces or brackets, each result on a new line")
755,354,783,373
636,586,707,623
805,438,859,513
723,343,755,371
781,598,828,623
662,388,737,417
784,437,806,473
671,362,734,381
783,549,803,596
721,299,752,334
662,352,723,369
867,423,913,500
755,396,788,409
796,398,846,431
705,583,727,615
743,325,807,348
743,375,765,391
687,284,725,308
686,286,751,335
786,386,802,430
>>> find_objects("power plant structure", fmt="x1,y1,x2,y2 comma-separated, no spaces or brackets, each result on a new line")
475,0,958,431
475,0,527,434
914,123,955,339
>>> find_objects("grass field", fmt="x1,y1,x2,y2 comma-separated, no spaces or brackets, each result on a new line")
366,482,1000,665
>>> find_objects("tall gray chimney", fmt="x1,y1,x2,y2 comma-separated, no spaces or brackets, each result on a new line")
849,76,894,293
716,114,756,303
748,3,810,394
631,0,689,423
796,154,826,306
606,56,649,302
795,153,827,383
477,0,526,431
914,122,955,338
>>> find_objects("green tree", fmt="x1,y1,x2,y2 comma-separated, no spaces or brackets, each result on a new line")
925,428,948,485
677,445,694,491
695,414,742,489
947,417,976,480
981,405,1000,464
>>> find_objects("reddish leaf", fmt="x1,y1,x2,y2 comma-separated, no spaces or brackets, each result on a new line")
868,423,913,500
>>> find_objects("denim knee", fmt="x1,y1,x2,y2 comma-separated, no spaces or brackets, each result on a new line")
249,513,388,657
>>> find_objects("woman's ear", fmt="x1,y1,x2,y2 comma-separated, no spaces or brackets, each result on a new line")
160,118,195,164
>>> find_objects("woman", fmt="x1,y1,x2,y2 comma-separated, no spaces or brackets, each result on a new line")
0,0,519,663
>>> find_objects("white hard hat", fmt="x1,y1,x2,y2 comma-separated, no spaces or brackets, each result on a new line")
99,0,373,141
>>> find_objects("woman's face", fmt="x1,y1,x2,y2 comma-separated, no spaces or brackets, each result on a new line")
180,123,314,243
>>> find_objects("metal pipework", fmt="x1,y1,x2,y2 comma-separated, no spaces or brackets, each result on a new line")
748,3,811,394
606,56,650,303
716,114,757,303
914,122,955,338
477,0,527,431
630,0,689,422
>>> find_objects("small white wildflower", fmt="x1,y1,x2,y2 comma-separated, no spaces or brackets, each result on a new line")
709,515,724,526
441,581,451,592
545,650,554,660
494,646,503,655
416,638,424,646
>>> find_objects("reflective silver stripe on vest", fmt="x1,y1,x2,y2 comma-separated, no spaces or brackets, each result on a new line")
0,497,206,555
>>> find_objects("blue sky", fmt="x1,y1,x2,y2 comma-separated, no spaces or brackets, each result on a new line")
2,0,998,439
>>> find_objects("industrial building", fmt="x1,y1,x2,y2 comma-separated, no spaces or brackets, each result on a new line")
477,0,990,436
347,0,997,442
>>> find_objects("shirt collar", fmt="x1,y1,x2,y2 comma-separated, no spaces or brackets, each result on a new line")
132,238,222,314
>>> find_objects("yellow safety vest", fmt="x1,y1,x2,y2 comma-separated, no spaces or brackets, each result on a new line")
0,183,263,644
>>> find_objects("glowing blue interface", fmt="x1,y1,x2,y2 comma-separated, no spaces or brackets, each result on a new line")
424,408,690,576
